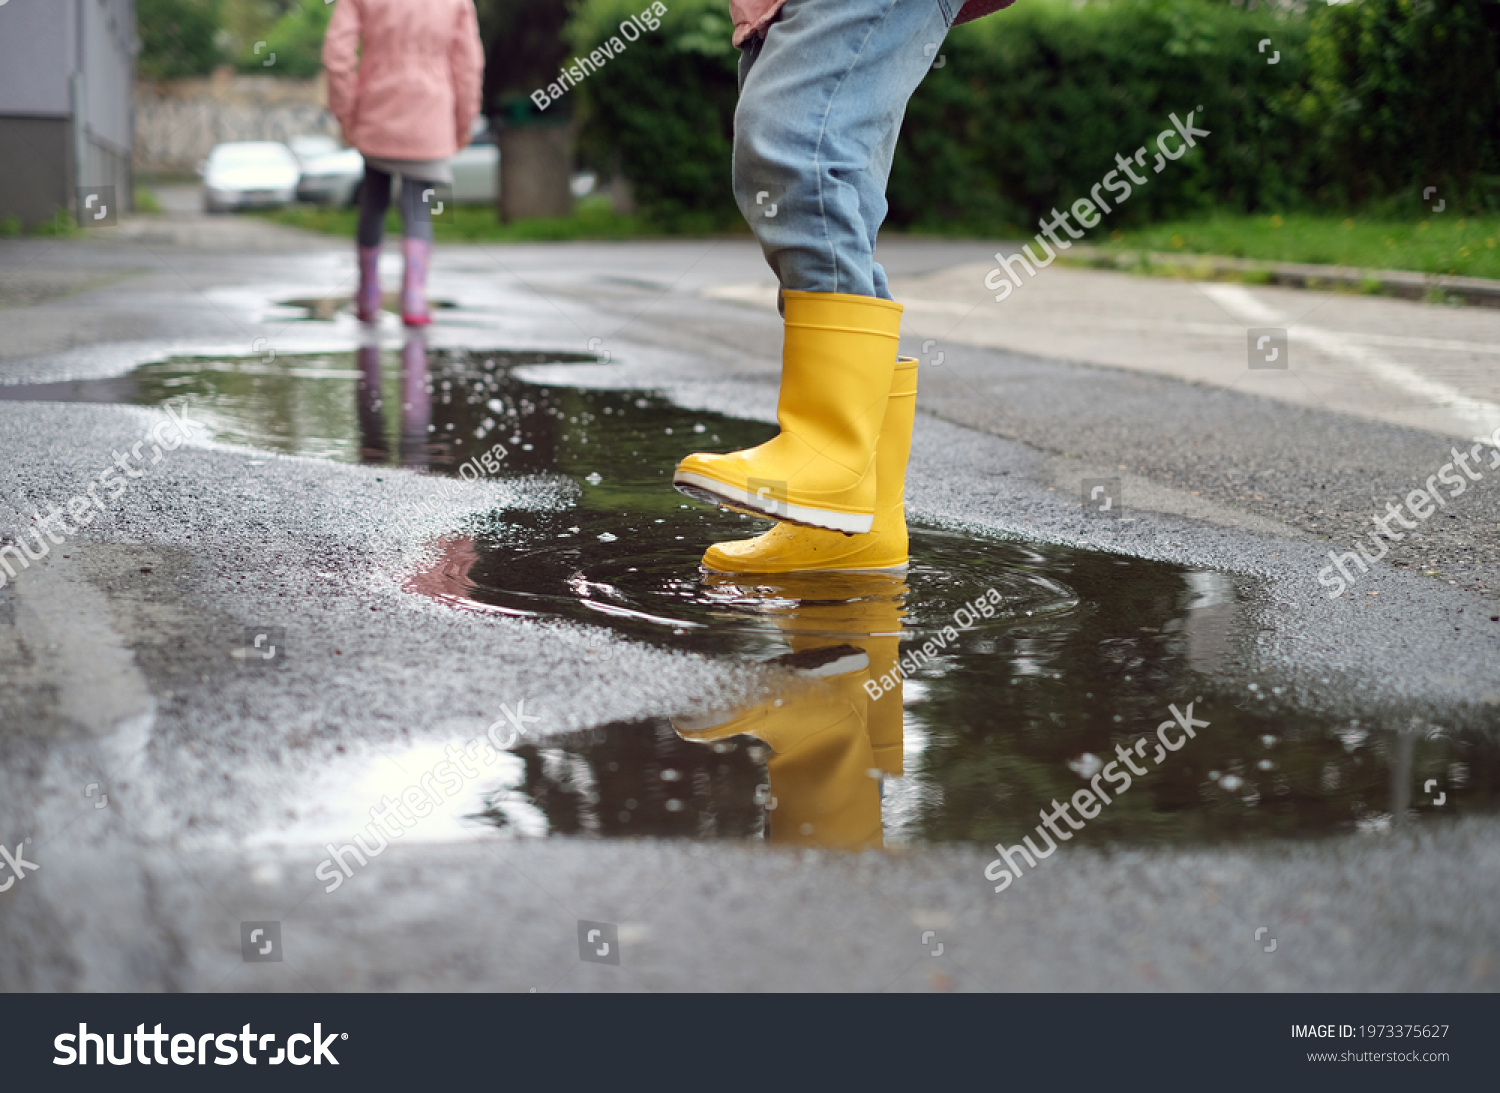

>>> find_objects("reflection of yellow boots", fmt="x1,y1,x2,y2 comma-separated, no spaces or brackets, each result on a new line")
674,650,882,852
674,292,903,535
674,573,908,851
674,646,871,749
764,698,882,851
763,573,907,781
863,631,905,777
702,357,918,574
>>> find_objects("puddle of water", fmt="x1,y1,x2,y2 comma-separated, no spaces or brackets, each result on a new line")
1,339,595,467
8,340,1498,854
276,295,459,321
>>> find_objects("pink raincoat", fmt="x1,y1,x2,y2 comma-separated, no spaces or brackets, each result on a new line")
323,0,485,161
730,0,1014,47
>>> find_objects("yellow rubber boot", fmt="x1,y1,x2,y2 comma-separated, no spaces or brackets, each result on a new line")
673,646,870,747
764,709,883,852
702,357,918,573
674,290,903,534
672,652,882,852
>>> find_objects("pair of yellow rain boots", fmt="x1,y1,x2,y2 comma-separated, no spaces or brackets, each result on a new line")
673,290,917,574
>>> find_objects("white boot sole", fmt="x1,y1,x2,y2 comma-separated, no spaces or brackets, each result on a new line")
673,472,873,536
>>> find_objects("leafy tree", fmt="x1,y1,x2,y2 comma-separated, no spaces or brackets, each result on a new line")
568,0,740,230
476,0,574,118
137,0,225,80
235,0,333,78
220,0,299,62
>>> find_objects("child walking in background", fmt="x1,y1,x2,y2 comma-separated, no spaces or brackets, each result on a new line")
322,0,485,326
674,0,1013,573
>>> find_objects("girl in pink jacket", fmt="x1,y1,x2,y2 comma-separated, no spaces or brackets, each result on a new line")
323,0,485,326
673,0,1014,574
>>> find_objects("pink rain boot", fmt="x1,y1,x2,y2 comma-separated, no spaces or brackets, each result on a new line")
401,238,431,327
356,245,382,322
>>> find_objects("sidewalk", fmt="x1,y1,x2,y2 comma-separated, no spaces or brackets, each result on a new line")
1068,244,1500,308
707,249,1500,446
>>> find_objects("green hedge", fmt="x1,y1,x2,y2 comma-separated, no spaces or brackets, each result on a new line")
234,0,333,78
565,0,1500,233
1295,0,1500,211
891,0,1314,231
564,0,739,230
137,0,225,80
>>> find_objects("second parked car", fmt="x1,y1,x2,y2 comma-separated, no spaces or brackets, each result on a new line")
294,121,500,208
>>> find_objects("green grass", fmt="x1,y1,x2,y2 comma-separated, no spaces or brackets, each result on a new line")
134,187,164,215
0,208,80,238
1100,213,1500,280
259,194,660,243
136,171,200,186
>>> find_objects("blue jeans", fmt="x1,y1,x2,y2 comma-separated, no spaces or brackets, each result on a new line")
735,0,954,300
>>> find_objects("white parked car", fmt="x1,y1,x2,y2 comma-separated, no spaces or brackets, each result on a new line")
288,134,341,167
200,141,301,213
296,120,500,207
295,146,366,206
450,123,500,203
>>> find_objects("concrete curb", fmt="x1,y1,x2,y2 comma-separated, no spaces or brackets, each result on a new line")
1066,244,1500,308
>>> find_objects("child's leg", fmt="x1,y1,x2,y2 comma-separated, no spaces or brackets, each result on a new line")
356,165,394,248
733,0,954,298
395,178,436,245
672,0,952,537
355,165,393,321
395,177,436,326
862,113,908,302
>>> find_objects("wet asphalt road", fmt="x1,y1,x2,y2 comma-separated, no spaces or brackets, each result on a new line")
0,207,1497,991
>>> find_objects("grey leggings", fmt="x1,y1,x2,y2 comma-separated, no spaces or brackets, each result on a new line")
357,165,437,246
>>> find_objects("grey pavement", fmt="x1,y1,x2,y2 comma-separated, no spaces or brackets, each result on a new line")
0,198,1497,991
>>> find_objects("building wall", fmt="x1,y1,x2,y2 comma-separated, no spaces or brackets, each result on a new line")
134,74,335,175
0,0,75,118
82,0,136,156
0,118,71,228
0,0,135,228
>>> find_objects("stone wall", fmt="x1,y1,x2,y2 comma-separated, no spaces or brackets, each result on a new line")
134,70,338,174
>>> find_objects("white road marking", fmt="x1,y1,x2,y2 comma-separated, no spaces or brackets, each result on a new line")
1198,282,1500,443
